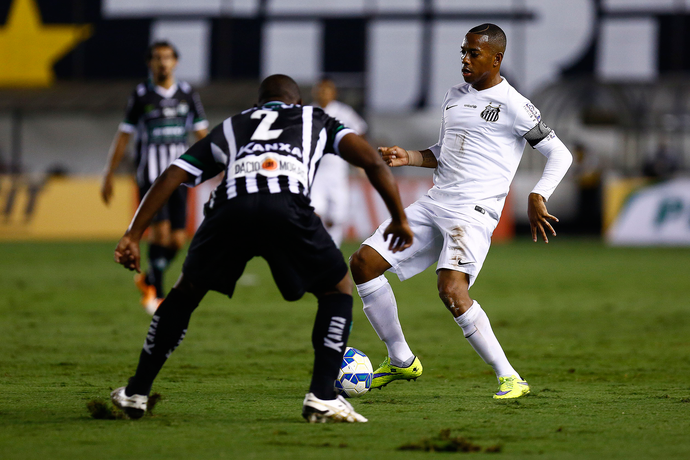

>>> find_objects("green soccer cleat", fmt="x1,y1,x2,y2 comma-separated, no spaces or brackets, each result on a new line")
493,375,530,399
371,356,423,389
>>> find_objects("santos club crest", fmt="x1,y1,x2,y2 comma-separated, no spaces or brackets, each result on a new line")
480,103,501,122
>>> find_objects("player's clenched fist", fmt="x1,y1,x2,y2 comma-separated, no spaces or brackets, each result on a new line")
114,235,141,273
378,146,410,167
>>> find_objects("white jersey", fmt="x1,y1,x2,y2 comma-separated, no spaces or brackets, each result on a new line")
427,78,558,220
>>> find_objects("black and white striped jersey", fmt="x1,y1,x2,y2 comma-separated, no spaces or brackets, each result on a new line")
172,102,355,210
119,80,208,188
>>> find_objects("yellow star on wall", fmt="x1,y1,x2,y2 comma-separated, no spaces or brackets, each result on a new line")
0,0,92,87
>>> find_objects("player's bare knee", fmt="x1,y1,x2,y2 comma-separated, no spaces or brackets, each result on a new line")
349,246,386,284
437,286,453,307
437,283,472,316
349,250,367,283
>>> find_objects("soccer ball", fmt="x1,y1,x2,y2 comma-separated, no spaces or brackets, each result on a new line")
335,347,373,398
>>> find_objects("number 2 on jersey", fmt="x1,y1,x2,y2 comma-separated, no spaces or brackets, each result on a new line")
251,110,283,140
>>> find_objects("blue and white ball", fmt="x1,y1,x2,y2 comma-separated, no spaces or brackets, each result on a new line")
335,347,373,398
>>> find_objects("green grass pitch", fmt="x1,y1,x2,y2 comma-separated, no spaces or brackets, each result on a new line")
1,238,689,459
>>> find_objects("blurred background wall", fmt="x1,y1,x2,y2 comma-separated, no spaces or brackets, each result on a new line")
1,0,689,242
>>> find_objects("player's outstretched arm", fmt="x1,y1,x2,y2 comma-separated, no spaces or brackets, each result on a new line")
379,146,438,168
101,131,131,205
114,165,192,272
338,134,413,252
528,192,558,244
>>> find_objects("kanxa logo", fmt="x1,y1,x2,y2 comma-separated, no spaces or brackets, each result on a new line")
324,316,347,352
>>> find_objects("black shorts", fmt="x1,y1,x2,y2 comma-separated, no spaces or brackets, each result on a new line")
138,184,188,230
182,193,348,301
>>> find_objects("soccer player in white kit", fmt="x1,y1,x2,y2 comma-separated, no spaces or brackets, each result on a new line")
311,78,368,247
350,24,573,399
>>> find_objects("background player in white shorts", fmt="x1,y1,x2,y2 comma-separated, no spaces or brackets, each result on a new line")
311,78,368,247
350,23,573,399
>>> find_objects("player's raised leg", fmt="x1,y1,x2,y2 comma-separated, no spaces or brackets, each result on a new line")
303,274,367,423
350,246,422,389
437,269,529,399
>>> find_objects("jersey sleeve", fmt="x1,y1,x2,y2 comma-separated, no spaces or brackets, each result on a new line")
119,89,142,133
172,123,226,186
322,112,356,156
514,101,553,148
530,134,573,201
190,91,209,132
427,90,449,159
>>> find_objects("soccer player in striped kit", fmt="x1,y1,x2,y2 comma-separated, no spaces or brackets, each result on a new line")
110,75,413,423
350,24,573,399
101,41,208,314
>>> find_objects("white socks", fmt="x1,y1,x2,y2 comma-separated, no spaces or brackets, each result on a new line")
356,275,414,367
357,276,519,379
454,301,520,380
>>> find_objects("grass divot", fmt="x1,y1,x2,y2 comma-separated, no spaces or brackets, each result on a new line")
87,392,163,419
399,429,502,453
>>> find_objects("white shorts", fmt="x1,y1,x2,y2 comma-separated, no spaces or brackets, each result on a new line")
363,195,498,288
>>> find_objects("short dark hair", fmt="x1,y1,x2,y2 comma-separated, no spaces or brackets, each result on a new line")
467,23,507,53
146,41,179,62
258,74,302,104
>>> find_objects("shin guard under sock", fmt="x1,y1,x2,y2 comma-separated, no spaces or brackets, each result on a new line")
309,293,353,400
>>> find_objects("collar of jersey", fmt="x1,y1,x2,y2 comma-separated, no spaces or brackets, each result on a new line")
149,80,178,99
467,77,506,94
261,101,300,109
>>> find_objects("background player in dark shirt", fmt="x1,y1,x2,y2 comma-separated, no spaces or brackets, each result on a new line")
101,41,209,314
109,74,413,423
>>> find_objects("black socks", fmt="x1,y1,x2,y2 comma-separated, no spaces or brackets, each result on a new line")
309,293,353,400
146,244,178,298
126,287,203,396
125,289,352,401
